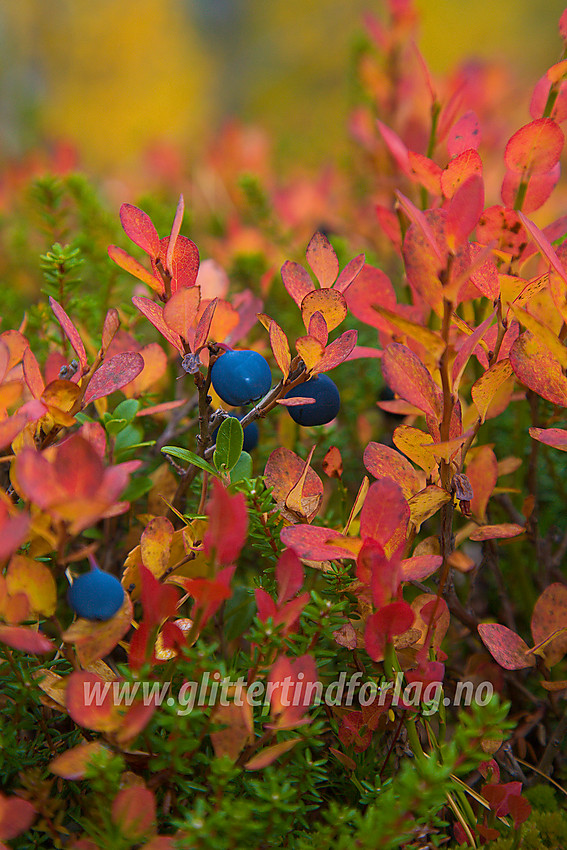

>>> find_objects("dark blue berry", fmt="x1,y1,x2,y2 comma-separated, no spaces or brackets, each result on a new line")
285,374,340,426
211,350,272,406
68,568,125,621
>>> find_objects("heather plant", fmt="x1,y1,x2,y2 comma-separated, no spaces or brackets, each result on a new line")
0,3,567,849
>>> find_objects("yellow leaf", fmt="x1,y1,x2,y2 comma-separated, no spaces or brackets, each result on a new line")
6,555,57,617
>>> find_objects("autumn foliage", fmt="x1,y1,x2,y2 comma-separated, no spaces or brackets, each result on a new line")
1,2,567,848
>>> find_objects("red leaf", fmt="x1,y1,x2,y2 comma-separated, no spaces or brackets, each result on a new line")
0,504,30,560
322,446,343,478
23,347,44,399
158,234,199,292
276,548,304,605
54,434,104,497
504,118,564,174
445,174,484,250
111,786,156,841
0,625,53,654
344,264,397,332
101,308,121,352
306,232,339,287
452,308,497,394
408,151,442,194
501,165,560,213
377,121,410,172
334,253,365,293
308,311,329,347
132,296,184,354
281,260,313,308
203,479,248,565
312,329,357,374
49,297,88,372
382,343,443,419
396,191,444,263
478,623,536,670
365,602,415,661
360,478,410,558
279,524,354,562
477,206,527,259
255,588,277,622
0,794,36,841
267,654,318,729
447,111,481,157
140,564,179,628
120,204,160,257
83,352,144,405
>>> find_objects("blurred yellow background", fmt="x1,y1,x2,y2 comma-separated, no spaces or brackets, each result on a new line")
0,0,565,173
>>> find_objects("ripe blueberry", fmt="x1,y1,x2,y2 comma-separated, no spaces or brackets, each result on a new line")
210,350,272,406
284,374,340,426
68,567,125,621
213,414,259,452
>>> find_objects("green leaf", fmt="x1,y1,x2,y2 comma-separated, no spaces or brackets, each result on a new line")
105,417,128,436
113,398,140,421
223,586,256,641
121,475,153,503
161,446,219,477
213,417,244,473
230,451,253,484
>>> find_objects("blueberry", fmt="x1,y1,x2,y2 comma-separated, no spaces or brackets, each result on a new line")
211,350,272,406
284,374,340,426
68,567,125,621
213,414,259,452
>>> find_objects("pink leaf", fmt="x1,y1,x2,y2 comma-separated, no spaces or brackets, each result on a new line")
365,602,415,661
447,111,481,157
382,343,443,419
360,478,410,558
49,297,88,372
193,298,218,352
478,623,536,670
334,253,365,293
83,353,145,405
166,194,184,274
120,204,160,257
281,261,313,308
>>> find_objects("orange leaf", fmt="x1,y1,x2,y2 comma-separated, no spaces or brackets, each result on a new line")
469,524,524,541
66,671,122,732
296,336,324,372
441,149,483,199
281,260,313,308
62,594,133,666
108,245,164,296
5,555,56,617
531,583,567,666
49,741,108,780
163,286,200,339
269,319,291,378
210,700,254,761
504,118,564,175
0,794,36,841
381,343,443,419
471,359,514,424
22,347,44,399
510,331,567,406
306,232,339,287
363,441,420,499
244,738,301,770
141,517,174,580
300,289,347,333
466,446,498,522
0,625,54,654
111,786,156,841
132,297,184,354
